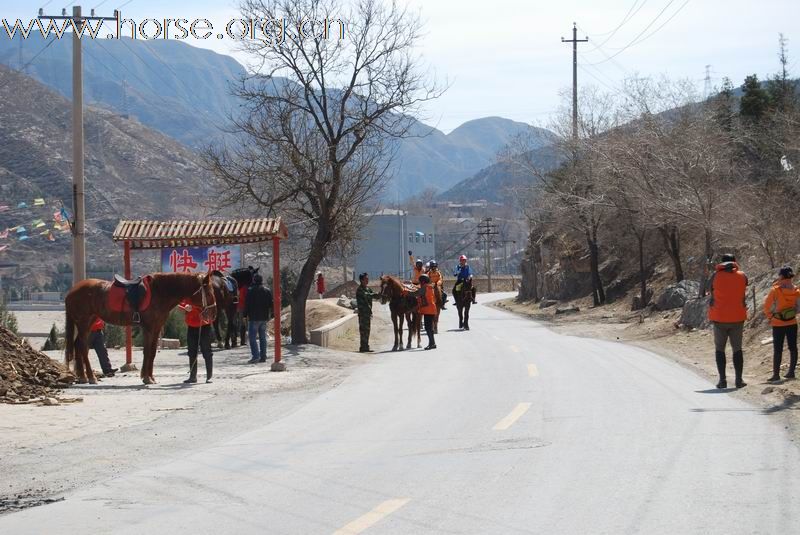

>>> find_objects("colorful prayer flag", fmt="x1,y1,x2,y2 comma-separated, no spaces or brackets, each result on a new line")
33,198,45,206
0,205,9,212
16,227,26,234
18,235,29,241
34,221,45,229
47,232,55,242
17,202,27,209
39,229,50,235
54,211,62,223
0,230,7,239
0,245,7,252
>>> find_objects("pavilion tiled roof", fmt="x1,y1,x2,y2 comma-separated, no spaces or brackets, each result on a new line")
112,218,288,249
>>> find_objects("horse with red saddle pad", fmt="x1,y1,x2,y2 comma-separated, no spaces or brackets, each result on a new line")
65,272,217,385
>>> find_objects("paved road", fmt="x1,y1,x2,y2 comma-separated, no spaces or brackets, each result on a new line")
3,294,800,534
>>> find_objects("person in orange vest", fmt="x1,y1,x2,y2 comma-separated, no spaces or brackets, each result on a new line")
417,274,438,350
179,298,214,383
708,253,748,389
89,318,117,377
763,266,800,382
408,250,424,284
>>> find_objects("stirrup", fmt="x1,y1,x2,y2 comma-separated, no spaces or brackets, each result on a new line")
132,311,141,324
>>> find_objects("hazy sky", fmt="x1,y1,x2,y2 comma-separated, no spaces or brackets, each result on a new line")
4,0,799,132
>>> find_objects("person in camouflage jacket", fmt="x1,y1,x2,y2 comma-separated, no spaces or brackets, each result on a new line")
356,273,381,352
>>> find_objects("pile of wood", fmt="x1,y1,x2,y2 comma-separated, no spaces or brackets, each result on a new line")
0,326,74,404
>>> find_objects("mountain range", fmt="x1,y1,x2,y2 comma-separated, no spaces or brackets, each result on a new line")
0,34,553,198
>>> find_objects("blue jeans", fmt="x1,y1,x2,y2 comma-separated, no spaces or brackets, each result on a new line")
248,320,267,361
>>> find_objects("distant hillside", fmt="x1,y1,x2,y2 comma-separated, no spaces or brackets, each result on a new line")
438,144,563,203
0,34,243,148
0,36,554,198
0,64,214,270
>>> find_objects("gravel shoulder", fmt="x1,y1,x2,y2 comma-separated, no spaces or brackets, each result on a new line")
0,303,393,515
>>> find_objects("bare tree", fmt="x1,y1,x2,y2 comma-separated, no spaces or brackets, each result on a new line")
509,87,618,306
204,0,440,342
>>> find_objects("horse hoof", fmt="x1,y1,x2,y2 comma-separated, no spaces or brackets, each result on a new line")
142,376,155,385
88,375,97,385
76,377,87,385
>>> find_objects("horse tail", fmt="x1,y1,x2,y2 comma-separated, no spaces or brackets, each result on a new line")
64,312,76,366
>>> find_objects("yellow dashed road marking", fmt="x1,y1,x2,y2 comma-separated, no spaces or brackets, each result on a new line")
333,498,410,534
492,402,532,431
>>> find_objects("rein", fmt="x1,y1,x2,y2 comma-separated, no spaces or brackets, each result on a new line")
193,277,217,320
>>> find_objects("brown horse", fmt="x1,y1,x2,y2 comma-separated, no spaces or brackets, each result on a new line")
65,272,217,385
211,271,239,349
379,275,421,350
453,278,473,330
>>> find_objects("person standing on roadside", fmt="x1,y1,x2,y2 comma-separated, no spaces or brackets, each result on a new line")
417,274,438,350
179,299,214,384
356,273,381,352
316,272,326,299
245,273,273,364
708,253,749,389
763,266,800,382
89,317,117,378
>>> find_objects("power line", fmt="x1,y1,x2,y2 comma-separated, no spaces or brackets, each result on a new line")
586,0,684,66
616,0,691,50
0,38,57,91
584,0,649,52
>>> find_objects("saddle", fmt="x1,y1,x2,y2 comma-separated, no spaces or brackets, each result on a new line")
109,275,152,321
225,276,239,304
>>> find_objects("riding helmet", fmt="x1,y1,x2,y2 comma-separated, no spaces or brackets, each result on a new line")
419,274,430,283
429,260,438,268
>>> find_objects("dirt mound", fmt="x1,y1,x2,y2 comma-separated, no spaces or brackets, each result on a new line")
0,326,74,404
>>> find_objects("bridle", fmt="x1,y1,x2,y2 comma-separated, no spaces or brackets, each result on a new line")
193,275,217,321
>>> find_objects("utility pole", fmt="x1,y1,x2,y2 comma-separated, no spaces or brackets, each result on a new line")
703,65,712,99
38,6,118,285
476,218,499,293
561,23,588,140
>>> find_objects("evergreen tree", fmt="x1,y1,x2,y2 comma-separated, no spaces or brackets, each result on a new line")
740,74,772,119
0,296,18,334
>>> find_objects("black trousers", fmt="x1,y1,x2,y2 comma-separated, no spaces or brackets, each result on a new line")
424,314,435,347
773,324,798,375
89,331,113,373
187,325,213,379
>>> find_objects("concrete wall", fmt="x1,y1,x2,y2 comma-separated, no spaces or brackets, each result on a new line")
309,313,359,347
355,213,435,280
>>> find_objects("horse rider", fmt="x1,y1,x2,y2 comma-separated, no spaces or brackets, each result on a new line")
454,254,477,304
408,250,424,284
427,260,447,310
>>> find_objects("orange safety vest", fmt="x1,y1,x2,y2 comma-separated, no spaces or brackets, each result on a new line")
763,283,800,327
418,284,437,316
708,262,748,323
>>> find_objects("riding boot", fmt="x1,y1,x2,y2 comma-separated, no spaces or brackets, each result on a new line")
205,354,213,383
733,350,746,388
184,355,198,383
769,351,782,382
786,352,797,379
715,351,726,389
